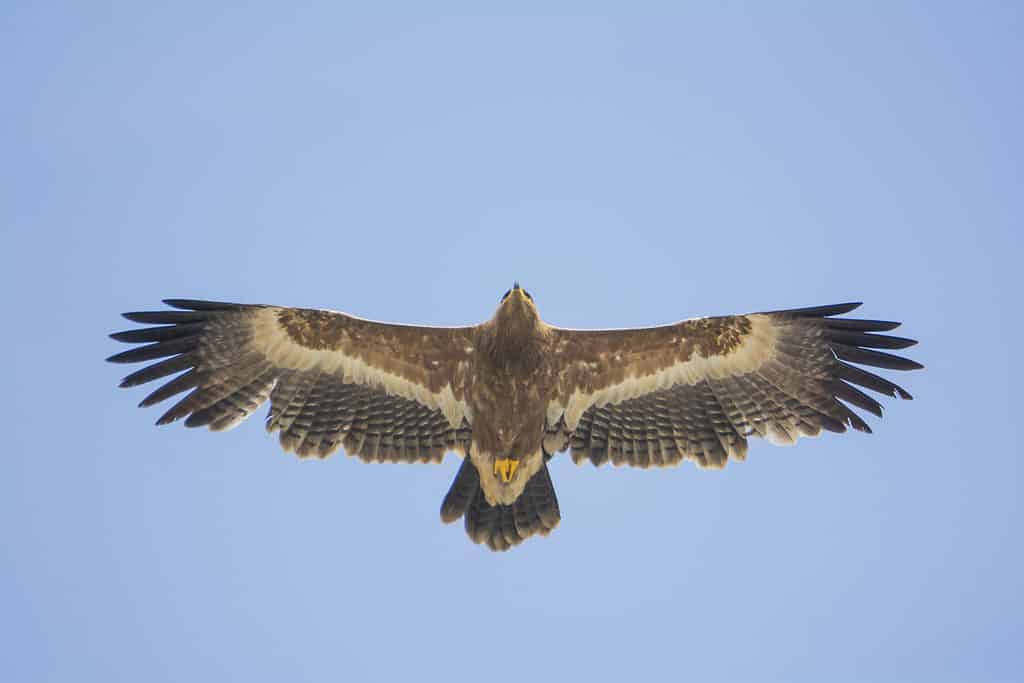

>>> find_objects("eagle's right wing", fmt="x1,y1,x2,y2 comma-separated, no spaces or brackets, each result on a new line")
108,299,476,462
546,303,921,469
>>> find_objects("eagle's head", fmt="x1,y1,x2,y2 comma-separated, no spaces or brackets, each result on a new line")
496,282,537,320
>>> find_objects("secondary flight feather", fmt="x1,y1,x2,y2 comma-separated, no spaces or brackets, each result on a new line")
108,285,922,551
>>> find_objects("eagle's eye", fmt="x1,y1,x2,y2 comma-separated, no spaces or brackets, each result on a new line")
524,290,533,301
501,289,511,302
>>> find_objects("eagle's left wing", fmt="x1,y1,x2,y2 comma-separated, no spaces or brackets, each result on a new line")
546,303,921,469
109,299,475,462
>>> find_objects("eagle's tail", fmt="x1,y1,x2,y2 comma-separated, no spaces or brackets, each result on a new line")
440,456,560,551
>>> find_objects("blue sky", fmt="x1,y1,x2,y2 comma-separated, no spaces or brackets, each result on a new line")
2,4,1021,682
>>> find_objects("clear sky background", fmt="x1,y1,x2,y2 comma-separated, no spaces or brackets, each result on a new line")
2,4,1021,682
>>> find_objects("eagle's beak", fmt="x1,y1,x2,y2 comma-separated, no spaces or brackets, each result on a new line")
493,457,520,483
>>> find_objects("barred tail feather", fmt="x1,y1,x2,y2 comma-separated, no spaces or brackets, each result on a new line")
442,458,560,551
440,457,480,524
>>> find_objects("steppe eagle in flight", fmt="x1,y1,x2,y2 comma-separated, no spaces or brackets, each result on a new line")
108,286,921,551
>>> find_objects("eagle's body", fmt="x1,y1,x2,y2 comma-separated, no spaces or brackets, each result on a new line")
109,286,921,551
468,291,552,505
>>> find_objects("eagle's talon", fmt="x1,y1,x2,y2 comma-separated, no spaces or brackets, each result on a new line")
494,457,519,483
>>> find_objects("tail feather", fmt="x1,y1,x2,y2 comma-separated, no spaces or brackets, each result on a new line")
440,457,479,523
441,456,560,551
516,462,560,532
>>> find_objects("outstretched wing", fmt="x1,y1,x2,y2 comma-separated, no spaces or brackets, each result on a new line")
109,299,475,462
546,303,921,469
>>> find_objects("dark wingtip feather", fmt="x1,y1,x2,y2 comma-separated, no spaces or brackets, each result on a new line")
105,337,198,364
183,411,214,428
138,370,199,408
836,362,915,401
107,346,159,363
820,302,863,317
833,345,924,371
833,381,884,418
155,411,184,427
768,302,863,318
162,299,242,311
826,318,903,332
852,421,873,434
154,391,200,425
827,330,918,350
117,354,196,387
110,322,203,344
846,412,873,434
122,310,208,324
818,415,848,434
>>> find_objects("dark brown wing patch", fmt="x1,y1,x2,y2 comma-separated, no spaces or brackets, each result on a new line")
551,314,756,402
277,308,348,350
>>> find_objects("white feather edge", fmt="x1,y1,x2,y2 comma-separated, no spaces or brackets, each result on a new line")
249,308,472,429
546,313,784,437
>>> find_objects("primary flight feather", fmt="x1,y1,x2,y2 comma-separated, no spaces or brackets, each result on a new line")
108,286,922,551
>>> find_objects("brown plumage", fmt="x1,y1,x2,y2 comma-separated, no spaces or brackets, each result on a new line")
108,286,922,551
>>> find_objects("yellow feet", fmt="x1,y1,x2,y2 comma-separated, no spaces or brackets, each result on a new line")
493,458,520,483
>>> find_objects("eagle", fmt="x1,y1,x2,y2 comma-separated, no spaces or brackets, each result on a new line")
108,286,921,551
